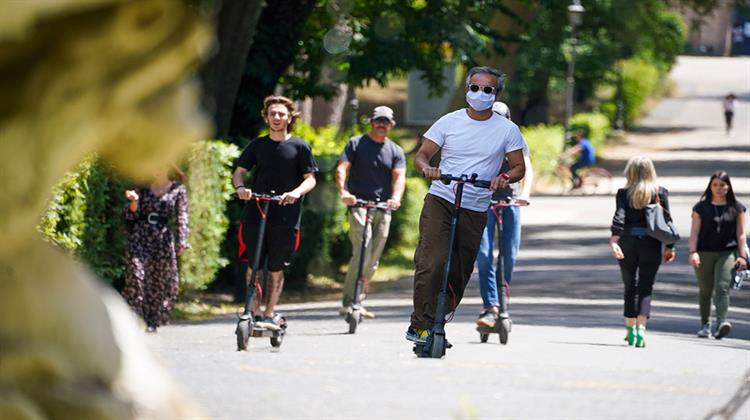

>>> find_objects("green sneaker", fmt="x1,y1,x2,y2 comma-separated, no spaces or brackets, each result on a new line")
635,326,646,348
626,326,637,346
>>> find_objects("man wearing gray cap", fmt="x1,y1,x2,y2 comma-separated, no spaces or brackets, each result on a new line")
336,105,406,317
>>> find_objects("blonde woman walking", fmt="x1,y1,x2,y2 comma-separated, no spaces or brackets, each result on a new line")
609,156,676,347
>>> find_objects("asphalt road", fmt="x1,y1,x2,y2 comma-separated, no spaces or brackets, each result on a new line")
150,56,750,420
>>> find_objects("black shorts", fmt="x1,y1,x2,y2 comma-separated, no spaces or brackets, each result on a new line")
238,222,299,271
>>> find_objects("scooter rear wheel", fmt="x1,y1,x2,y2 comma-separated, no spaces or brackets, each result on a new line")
236,319,251,350
479,333,489,343
270,334,283,348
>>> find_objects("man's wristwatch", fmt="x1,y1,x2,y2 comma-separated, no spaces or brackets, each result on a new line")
234,185,245,190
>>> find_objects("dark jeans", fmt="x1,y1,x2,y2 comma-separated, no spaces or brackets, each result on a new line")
410,194,487,330
618,234,662,318
570,160,593,183
725,111,734,131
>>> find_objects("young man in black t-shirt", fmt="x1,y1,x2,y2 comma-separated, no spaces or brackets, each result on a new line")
232,96,318,325
335,106,406,318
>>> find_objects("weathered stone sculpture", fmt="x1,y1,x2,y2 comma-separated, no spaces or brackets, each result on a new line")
0,0,212,417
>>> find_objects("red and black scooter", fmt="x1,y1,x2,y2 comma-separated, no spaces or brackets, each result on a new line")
414,173,492,358
235,192,287,350
476,197,530,345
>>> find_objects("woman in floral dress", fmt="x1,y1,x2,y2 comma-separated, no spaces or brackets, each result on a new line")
122,169,189,332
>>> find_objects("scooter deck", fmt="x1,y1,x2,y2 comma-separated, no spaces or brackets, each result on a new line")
252,326,285,338
476,324,501,334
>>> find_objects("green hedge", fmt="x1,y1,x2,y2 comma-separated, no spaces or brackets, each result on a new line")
39,141,241,294
521,124,565,180
38,156,128,285
180,140,240,291
570,112,611,151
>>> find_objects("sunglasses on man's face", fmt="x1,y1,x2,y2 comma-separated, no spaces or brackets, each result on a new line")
373,117,392,124
469,84,495,94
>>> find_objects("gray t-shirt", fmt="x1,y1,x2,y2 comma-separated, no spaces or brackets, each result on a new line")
423,109,526,211
339,134,406,202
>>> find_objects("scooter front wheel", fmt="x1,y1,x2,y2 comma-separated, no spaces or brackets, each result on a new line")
430,334,446,358
499,319,511,345
236,319,252,350
347,310,360,334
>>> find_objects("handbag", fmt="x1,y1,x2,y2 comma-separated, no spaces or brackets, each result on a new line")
645,190,680,245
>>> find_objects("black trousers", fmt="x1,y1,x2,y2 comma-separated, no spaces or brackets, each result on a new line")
617,234,662,318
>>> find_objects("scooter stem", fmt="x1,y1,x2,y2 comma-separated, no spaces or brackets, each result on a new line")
352,207,372,309
242,199,272,316
433,182,465,334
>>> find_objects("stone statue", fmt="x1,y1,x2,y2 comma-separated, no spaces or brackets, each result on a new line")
0,0,212,417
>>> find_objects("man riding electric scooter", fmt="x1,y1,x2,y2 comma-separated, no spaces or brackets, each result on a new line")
336,106,406,326
408,66,527,358
232,95,317,350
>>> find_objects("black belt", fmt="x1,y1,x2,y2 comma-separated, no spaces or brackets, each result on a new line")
626,227,647,236
140,212,169,225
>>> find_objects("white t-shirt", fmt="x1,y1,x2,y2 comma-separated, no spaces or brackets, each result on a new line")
423,109,527,211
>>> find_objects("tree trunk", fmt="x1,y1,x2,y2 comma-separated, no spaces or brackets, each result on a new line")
228,0,317,140
200,0,265,139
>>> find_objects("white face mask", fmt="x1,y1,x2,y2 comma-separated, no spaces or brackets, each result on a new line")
465,89,495,111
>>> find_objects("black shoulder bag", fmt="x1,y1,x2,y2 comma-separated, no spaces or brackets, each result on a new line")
645,191,680,245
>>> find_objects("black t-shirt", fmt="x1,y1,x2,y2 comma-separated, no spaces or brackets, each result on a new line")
693,200,746,251
237,135,318,227
339,135,406,202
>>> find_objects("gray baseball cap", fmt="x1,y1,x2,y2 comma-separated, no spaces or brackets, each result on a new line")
371,105,396,124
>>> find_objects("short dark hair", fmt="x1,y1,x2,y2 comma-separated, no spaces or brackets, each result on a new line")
465,66,505,93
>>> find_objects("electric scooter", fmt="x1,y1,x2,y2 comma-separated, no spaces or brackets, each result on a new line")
413,173,491,359
343,199,391,334
235,192,288,350
476,197,530,345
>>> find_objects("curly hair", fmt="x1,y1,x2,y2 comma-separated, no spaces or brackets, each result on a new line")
261,95,300,132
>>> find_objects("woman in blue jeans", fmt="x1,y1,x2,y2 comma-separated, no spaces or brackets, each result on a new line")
476,102,534,327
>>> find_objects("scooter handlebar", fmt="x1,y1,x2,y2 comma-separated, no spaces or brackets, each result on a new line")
350,199,391,210
490,198,530,207
232,191,284,201
438,173,492,189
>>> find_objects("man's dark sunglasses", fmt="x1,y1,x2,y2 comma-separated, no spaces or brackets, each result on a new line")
372,117,392,124
469,84,495,94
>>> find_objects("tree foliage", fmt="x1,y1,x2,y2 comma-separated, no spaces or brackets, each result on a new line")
506,0,687,125
228,0,517,140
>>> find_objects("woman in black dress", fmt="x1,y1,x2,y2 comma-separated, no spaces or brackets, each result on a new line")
122,167,189,332
609,156,675,348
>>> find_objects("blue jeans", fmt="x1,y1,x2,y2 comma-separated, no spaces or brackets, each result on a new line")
570,159,594,182
476,206,521,308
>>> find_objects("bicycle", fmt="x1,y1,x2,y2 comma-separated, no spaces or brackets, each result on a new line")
553,159,613,195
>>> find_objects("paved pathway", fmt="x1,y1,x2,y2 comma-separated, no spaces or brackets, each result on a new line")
151,56,750,419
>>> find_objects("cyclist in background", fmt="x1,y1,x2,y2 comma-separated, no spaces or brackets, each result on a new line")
559,129,595,189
